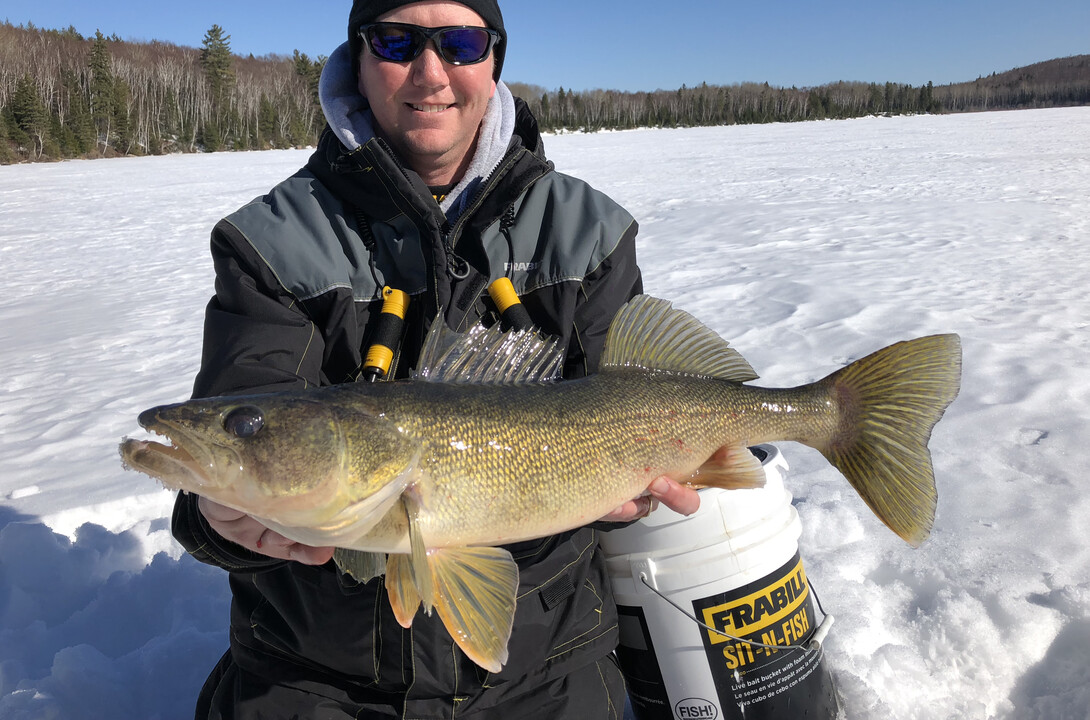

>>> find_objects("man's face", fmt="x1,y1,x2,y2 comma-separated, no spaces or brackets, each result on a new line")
358,1,498,185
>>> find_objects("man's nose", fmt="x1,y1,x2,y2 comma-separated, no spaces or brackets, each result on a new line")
412,44,449,87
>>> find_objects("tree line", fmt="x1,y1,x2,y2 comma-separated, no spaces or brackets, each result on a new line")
0,22,324,163
510,54,1090,132
507,80,942,132
2,20,1088,164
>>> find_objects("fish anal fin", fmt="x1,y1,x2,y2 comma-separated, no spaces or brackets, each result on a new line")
688,443,766,490
428,546,519,673
385,554,421,628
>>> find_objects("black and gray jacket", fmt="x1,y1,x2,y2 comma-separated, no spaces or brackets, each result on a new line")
172,48,642,718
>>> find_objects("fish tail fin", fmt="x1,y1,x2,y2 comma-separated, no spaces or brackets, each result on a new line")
815,334,961,546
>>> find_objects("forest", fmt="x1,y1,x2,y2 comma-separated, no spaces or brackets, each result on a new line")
2,20,1088,164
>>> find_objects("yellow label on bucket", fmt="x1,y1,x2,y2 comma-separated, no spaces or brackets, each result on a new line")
700,558,810,645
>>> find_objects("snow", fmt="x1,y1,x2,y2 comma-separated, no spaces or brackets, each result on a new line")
2,107,1089,719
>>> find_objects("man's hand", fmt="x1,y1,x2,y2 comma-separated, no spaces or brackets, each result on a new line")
198,496,335,565
598,476,700,523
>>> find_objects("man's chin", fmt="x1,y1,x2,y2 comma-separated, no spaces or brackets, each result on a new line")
393,133,476,180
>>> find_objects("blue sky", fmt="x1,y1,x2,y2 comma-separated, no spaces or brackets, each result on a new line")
4,0,1088,91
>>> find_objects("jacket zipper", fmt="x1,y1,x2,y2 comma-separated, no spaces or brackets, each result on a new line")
442,145,529,268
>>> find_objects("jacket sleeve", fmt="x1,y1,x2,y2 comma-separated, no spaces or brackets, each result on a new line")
570,219,643,377
192,219,326,398
172,219,327,572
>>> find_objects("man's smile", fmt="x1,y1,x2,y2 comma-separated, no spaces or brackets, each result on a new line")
409,103,453,113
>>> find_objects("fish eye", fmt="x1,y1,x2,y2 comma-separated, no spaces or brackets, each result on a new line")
223,406,265,438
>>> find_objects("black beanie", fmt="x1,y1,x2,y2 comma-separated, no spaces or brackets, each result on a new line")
348,0,506,81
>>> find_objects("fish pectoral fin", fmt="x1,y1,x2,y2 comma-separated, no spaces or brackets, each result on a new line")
333,549,387,584
385,553,422,628
688,443,766,490
428,546,519,673
383,496,433,628
407,504,435,613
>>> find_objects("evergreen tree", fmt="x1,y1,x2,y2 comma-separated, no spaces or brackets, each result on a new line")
539,92,551,130
293,50,322,108
88,31,115,154
200,24,236,150
258,93,278,148
0,108,15,164
200,24,235,102
11,75,49,159
111,78,134,154
921,81,936,113
58,68,96,156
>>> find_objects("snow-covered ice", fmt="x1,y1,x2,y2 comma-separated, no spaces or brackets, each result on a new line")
1,107,1088,719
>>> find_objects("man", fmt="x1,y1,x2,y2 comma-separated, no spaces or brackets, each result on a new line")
173,1,699,717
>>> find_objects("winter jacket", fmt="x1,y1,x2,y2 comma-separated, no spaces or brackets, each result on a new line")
171,96,643,719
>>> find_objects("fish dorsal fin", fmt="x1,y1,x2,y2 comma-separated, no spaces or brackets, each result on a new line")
601,295,759,381
414,315,564,384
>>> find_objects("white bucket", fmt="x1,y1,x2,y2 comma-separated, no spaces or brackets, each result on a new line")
601,444,839,720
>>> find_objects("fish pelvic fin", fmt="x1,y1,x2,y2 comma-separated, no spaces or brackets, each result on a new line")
428,546,519,673
818,334,962,547
687,443,767,490
601,295,759,381
333,549,386,584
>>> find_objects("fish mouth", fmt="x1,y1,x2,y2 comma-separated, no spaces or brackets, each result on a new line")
119,408,222,492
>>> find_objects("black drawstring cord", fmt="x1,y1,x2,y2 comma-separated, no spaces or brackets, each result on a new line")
356,211,383,299
499,206,517,279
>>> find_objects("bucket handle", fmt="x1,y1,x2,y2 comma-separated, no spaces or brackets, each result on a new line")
636,572,836,653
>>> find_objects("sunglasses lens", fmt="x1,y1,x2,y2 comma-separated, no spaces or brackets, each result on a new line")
437,28,493,64
366,26,422,62
364,24,494,65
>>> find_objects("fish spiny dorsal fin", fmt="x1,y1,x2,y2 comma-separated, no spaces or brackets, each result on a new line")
414,314,564,384
601,295,759,381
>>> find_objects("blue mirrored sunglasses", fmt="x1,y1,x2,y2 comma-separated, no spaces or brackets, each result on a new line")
359,22,501,66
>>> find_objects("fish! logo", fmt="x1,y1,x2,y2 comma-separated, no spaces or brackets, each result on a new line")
674,697,719,719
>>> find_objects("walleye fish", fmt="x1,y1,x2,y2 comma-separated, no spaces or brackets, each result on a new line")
120,295,961,671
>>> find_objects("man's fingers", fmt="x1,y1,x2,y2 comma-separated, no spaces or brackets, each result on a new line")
648,476,700,516
598,496,655,523
197,495,334,564
290,545,336,565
